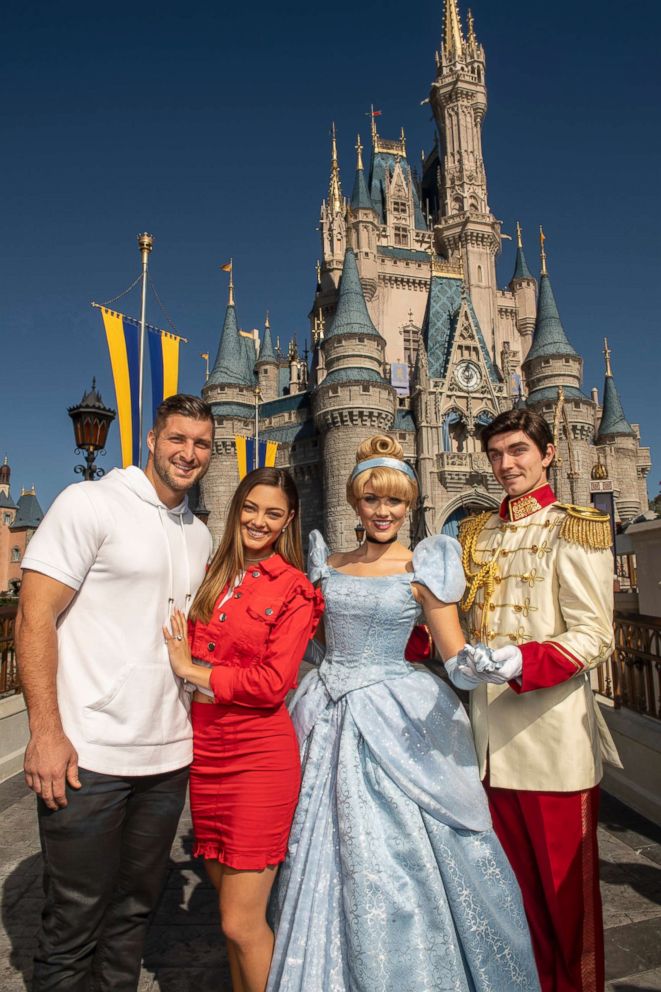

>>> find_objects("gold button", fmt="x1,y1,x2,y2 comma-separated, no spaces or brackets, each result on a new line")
500,549,508,557
489,603,496,611
531,545,538,553
495,576,502,584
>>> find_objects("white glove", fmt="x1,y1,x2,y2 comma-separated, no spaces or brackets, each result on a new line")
444,652,483,692
475,644,523,684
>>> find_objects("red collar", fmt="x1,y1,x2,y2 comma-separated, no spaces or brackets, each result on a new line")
246,552,289,578
499,483,557,522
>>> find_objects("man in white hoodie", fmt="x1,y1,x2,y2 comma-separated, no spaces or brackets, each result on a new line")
16,394,214,991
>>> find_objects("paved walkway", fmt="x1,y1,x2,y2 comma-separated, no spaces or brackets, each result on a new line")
2,774,660,991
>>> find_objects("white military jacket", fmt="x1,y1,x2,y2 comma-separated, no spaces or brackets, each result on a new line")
459,483,620,792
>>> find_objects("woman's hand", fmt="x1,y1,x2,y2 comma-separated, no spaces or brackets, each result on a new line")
163,610,193,678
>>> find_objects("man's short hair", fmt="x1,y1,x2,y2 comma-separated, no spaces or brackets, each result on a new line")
481,408,554,460
153,394,214,435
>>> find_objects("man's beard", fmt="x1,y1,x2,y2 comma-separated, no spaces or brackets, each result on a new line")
152,451,200,494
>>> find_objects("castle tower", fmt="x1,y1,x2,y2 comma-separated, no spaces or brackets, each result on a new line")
255,312,278,401
509,222,537,358
319,124,347,286
201,276,255,541
595,339,643,522
347,134,378,301
429,0,502,353
312,249,396,550
0,456,11,499
522,232,596,505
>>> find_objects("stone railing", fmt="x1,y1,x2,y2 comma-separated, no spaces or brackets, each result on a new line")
597,612,661,720
0,606,19,698
437,451,491,474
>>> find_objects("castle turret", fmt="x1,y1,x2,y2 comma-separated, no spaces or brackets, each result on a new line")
429,0,502,354
509,222,537,358
255,312,279,401
312,249,396,550
596,339,643,522
522,231,595,504
348,134,378,300
0,456,11,499
202,273,255,542
319,124,347,283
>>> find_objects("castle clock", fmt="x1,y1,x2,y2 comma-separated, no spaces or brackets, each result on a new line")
454,360,482,392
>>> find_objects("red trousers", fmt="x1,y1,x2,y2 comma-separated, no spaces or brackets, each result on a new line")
486,781,604,992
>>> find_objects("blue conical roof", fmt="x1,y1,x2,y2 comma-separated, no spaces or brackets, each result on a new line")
257,322,277,364
598,375,634,438
525,274,577,362
325,250,380,339
208,304,253,386
512,244,533,281
240,333,257,382
11,491,43,530
350,165,373,212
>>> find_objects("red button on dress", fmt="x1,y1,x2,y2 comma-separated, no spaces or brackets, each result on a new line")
187,555,324,870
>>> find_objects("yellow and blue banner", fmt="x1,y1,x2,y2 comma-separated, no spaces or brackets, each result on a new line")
100,307,140,467
235,436,279,480
148,327,182,426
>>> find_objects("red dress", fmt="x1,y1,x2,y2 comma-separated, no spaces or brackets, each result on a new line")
187,554,323,870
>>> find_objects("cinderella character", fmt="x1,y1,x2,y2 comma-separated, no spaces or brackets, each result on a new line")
267,435,540,992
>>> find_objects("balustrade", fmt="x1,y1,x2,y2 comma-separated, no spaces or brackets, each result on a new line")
0,606,19,697
597,612,661,720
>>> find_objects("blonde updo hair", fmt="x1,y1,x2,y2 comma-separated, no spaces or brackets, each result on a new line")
346,434,419,508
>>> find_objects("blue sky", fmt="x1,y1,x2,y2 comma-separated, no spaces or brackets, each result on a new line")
2,0,660,509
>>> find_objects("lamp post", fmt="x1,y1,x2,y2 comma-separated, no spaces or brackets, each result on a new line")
68,379,116,481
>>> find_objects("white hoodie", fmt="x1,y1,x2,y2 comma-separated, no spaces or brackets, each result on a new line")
21,467,213,775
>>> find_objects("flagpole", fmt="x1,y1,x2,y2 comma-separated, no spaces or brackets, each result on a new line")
137,232,154,466
254,384,261,471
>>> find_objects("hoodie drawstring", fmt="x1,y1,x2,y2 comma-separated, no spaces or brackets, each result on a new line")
158,506,192,619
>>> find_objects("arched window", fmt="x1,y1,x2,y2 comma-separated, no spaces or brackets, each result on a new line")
477,265,483,282
11,546,20,563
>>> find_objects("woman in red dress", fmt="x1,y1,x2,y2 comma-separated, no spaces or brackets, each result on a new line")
164,467,323,992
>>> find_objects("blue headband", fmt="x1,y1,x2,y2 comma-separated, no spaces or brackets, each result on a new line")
350,457,417,483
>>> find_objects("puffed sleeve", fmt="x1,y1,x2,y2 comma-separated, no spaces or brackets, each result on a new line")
307,529,331,584
209,581,325,708
412,534,466,604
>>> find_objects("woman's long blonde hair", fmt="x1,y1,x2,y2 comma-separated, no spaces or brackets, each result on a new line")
190,467,304,624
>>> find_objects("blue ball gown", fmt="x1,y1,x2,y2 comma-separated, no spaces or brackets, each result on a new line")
267,531,540,992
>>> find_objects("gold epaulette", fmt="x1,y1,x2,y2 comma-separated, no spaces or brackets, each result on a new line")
556,503,612,551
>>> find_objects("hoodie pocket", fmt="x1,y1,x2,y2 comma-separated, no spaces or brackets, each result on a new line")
83,662,190,748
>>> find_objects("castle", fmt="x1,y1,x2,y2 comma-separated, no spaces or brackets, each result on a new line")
200,0,650,550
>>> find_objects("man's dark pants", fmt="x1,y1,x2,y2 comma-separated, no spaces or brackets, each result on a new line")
32,765,188,992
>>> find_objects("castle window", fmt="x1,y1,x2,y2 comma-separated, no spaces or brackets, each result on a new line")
361,385,370,393
477,265,483,282
3,512,10,525
11,546,20,562
403,325,419,365
393,199,408,216
394,226,409,246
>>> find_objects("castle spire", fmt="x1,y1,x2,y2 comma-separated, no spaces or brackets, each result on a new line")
325,249,381,339
597,341,634,438
328,122,343,215
511,222,533,281
258,311,276,364
539,225,548,276
207,284,252,386
350,133,373,212
442,0,465,59
466,8,477,51
525,234,577,362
